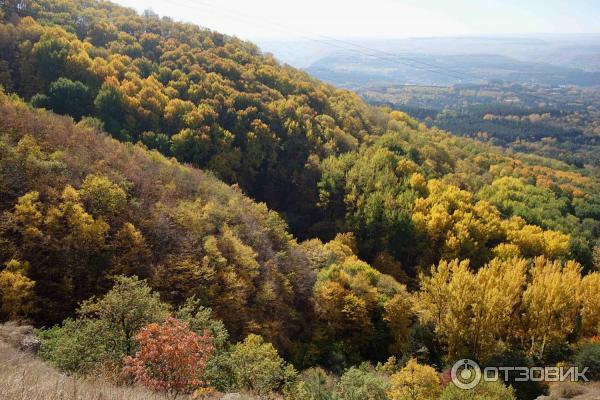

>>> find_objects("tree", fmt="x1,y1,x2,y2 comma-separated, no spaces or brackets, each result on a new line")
109,222,152,278
78,275,170,355
79,174,127,219
44,78,91,120
0,259,35,320
94,78,126,136
580,272,600,337
412,180,504,267
174,297,229,351
312,254,409,363
593,242,600,271
123,317,213,397
226,334,296,395
88,21,118,47
522,257,582,358
388,358,441,400
332,366,390,400
415,257,526,361
38,276,172,373
32,36,72,83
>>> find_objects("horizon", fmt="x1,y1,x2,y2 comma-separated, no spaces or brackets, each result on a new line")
114,0,600,41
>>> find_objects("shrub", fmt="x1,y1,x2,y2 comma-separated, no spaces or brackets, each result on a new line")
38,276,171,373
574,342,600,381
440,380,516,400
227,334,297,395
290,367,336,400
332,365,390,400
551,381,586,399
38,318,118,373
123,317,213,396
485,350,547,400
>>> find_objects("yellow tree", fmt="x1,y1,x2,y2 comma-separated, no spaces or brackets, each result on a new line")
388,358,441,400
416,257,526,361
411,180,503,267
580,272,600,337
313,253,411,360
521,257,582,357
0,259,36,320
472,257,527,360
415,259,477,359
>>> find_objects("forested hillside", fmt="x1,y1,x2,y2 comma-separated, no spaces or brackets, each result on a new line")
1,1,600,399
361,83,600,169
1,0,599,269
0,0,374,234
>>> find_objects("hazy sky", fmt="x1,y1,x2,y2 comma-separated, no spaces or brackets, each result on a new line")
115,0,600,40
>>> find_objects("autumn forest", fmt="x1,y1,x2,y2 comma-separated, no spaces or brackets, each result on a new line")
0,1,599,399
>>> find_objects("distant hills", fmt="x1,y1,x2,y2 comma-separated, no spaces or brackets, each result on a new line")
258,35,600,87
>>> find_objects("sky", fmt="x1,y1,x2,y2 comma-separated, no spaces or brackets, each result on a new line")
114,0,600,40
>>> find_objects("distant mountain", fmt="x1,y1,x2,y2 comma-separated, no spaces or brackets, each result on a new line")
307,52,600,87
258,35,600,87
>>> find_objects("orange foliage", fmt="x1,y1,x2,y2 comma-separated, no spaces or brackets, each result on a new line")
123,317,213,396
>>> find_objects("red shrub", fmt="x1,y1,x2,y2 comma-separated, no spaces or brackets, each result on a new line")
123,317,213,396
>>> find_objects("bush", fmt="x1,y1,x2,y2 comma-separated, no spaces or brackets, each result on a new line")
38,318,119,373
485,350,547,400
290,367,336,400
38,276,171,373
174,297,229,351
332,365,389,400
440,380,516,400
123,317,213,397
574,343,600,381
551,381,585,399
227,334,297,395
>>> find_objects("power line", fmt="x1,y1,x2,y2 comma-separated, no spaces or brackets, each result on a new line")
159,0,482,83
152,0,559,105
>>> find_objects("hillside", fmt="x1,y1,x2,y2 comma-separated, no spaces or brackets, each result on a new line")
0,91,316,352
360,83,600,169
1,1,600,398
1,0,599,271
0,323,173,400
0,0,375,234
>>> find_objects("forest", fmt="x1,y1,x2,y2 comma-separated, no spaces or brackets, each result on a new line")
361,83,600,169
1,1,600,399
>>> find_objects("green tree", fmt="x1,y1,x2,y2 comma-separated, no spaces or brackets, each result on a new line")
44,78,91,120
226,334,297,395
32,36,72,83
290,367,336,400
94,78,126,136
77,275,170,355
332,366,390,400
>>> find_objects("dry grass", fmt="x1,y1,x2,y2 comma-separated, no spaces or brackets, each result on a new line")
546,381,600,400
0,323,263,400
0,339,174,400
0,321,35,347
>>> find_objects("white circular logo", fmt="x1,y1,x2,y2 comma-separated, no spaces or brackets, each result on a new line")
451,359,482,390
